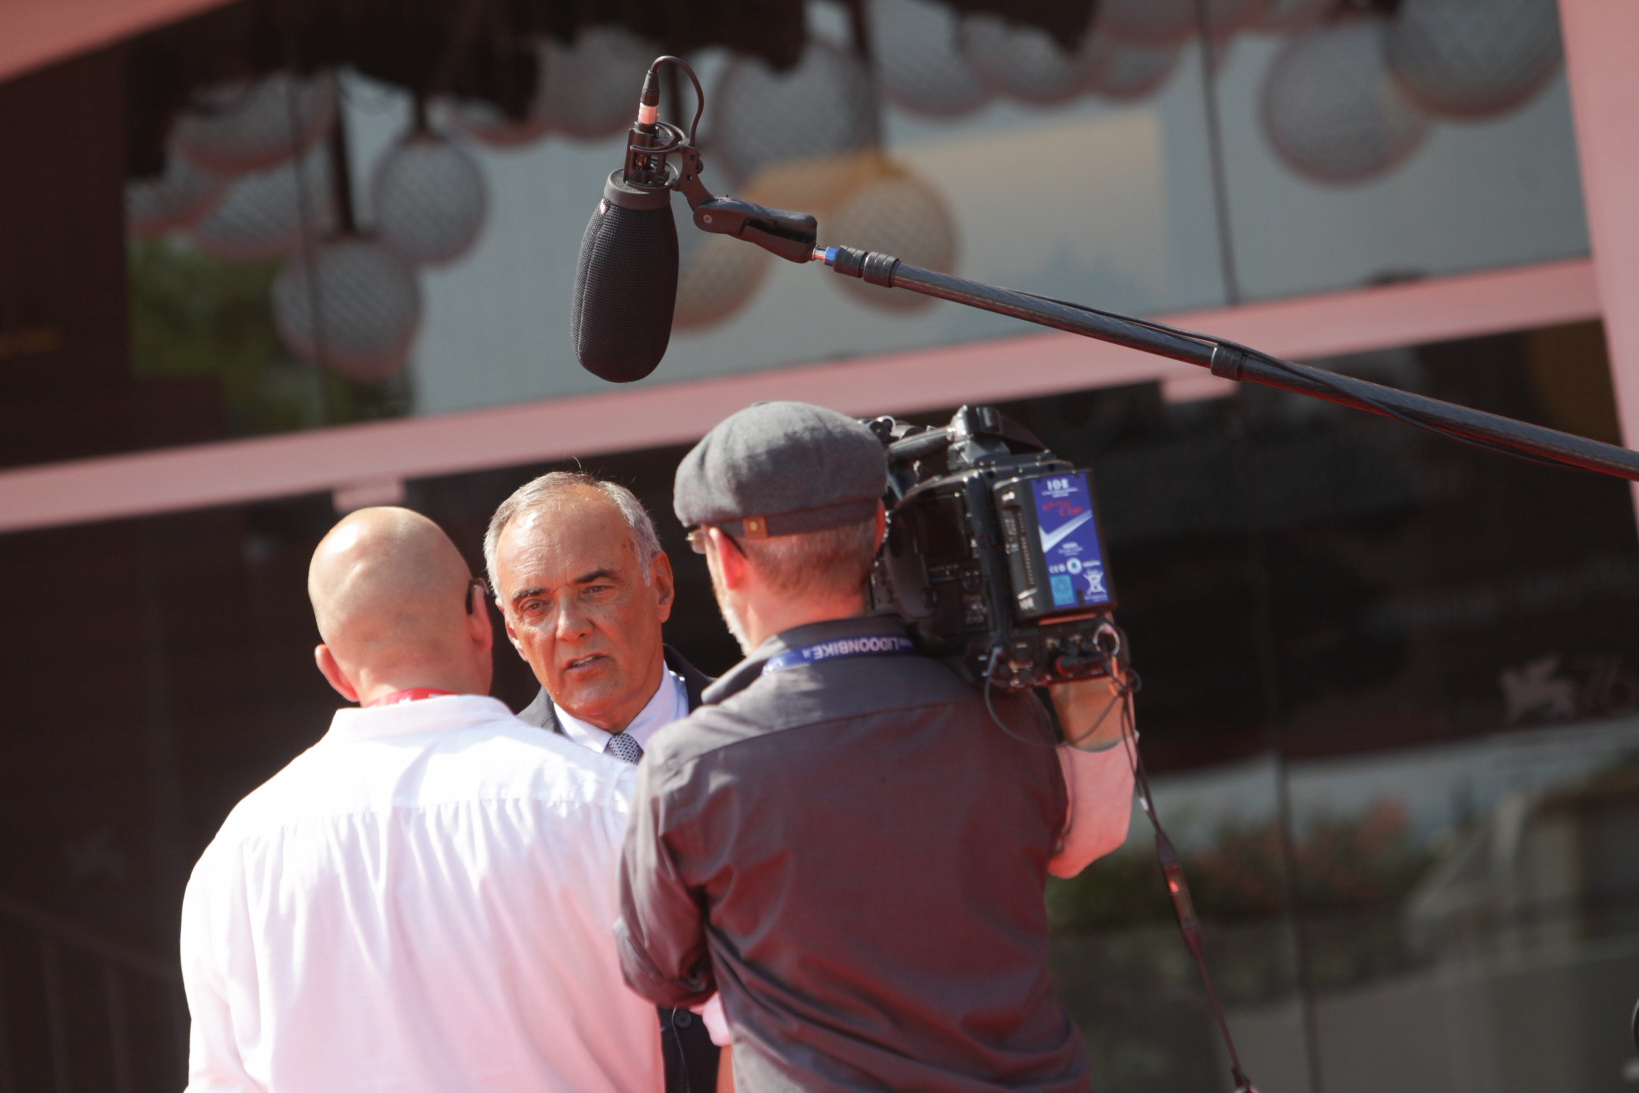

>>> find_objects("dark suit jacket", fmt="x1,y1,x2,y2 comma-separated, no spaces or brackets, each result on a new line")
518,645,720,1093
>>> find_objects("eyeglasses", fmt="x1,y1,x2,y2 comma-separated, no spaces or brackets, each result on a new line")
466,577,489,613
685,525,744,556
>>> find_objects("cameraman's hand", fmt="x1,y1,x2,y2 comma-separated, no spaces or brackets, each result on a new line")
1048,672,1129,753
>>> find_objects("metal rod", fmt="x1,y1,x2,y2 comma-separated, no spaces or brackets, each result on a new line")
821,252,1639,481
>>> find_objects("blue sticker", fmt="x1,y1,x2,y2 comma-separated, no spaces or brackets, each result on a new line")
1050,573,1075,608
1030,474,1111,608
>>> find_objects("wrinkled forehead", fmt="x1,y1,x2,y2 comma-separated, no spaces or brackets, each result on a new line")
493,497,642,594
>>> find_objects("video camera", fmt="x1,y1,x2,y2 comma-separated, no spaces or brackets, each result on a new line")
865,405,1124,691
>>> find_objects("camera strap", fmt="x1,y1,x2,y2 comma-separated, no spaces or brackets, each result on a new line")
761,634,917,675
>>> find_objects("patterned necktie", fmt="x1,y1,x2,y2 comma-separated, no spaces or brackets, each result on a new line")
606,731,644,765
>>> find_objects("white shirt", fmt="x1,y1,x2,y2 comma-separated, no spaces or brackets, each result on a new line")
554,667,690,756
179,694,663,1093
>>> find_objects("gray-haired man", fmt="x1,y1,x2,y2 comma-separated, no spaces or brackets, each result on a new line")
485,471,721,1092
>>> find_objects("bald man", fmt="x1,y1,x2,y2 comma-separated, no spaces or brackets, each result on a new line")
179,507,663,1093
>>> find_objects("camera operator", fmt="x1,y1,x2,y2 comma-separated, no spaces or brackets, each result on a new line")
616,401,1134,1092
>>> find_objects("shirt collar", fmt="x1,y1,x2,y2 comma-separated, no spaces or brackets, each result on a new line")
553,667,689,755
326,693,512,742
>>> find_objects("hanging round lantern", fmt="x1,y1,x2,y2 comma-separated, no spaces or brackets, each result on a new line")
710,39,880,213
1260,18,1431,185
869,0,990,118
173,72,337,177
440,40,554,149
371,130,489,266
1254,0,1333,34
126,146,225,238
1385,0,1562,119
1098,0,1259,48
962,13,1096,106
826,165,958,313
1199,0,1266,45
1097,0,1195,47
672,205,772,331
540,25,663,141
443,95,554,149
270,234,422,382
729,147,879,226
186,147,334,261
1084,35,1181,102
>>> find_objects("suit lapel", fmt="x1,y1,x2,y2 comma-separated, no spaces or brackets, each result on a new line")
517,686,563,734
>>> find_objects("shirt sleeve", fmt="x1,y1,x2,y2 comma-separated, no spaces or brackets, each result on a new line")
1048,738,1137,879
615,758,716,1009
179,847,260,1092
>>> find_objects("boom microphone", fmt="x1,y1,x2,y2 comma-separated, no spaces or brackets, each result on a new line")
570,57,819,382
571,178,678,382
571,67,678,383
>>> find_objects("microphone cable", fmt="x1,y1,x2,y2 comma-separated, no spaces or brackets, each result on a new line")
984,642,1261,1093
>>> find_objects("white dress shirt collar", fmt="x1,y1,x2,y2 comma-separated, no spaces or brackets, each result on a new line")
327,693,511,742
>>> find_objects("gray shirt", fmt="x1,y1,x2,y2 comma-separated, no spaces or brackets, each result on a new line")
617,614,1091,1092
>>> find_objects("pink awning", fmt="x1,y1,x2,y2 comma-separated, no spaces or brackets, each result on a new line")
0,0,233,85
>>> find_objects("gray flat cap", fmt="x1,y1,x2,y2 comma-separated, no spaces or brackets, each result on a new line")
675,401,886,538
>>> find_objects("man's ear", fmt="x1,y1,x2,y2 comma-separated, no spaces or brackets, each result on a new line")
872,502,887,551
467,584,494,654
651,550,676,623
713,527,748,589
314,644,359,703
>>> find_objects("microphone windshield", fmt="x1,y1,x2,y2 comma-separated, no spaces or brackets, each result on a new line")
571,173,679,383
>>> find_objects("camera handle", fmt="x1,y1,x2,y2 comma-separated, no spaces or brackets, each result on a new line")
816,245,1639,483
